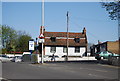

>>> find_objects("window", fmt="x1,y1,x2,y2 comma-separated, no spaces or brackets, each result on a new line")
74,38,80,43
75,47,80,53
50,37,56,42
63,47,67,53
50,46,56,53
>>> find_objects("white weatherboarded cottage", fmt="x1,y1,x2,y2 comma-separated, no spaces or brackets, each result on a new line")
38,27,87,57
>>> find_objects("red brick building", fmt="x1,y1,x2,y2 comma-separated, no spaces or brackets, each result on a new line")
90,40,119,56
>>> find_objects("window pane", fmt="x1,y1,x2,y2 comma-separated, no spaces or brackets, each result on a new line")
50,37,56,42
74,38,80,43
75,47,80,53
63,47,67,53
50,47,56,53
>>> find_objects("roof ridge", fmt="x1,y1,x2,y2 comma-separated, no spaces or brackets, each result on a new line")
44,31,83,34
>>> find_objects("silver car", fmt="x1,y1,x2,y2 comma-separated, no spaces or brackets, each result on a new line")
0,55,11,62
11,56,22,62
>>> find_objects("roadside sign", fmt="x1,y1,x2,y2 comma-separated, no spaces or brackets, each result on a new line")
29,41,34,50
38,34,45,43
39,34,44,39
39,39,44,43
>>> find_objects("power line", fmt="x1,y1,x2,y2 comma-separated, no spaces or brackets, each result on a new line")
87,30,103,41
71,17,104,42
72,15,116,23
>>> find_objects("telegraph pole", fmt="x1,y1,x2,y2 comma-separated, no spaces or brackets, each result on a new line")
66,11,69,61
118,15,120,55
117,2,120,55
118,14,120,55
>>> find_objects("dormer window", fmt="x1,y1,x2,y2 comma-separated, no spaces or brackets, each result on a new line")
50,37,56,42
74,38,80,43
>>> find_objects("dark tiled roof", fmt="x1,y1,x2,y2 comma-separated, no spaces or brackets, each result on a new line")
43,31,87,47
44,39,87,47
44,32,85,38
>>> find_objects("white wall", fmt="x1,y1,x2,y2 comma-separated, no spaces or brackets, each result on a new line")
5,54,23,57
45,47,64,57
45,46,86,57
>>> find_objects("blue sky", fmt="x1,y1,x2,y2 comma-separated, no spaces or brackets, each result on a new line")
2,2,118,44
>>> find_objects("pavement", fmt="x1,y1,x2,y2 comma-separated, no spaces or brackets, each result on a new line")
39,56,96,62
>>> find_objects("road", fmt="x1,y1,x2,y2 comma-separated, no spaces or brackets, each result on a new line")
2,60,120,80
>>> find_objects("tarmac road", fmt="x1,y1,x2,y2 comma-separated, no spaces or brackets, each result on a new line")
2,60,120,80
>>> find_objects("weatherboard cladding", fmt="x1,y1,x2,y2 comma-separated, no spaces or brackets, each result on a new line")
44,32,87,47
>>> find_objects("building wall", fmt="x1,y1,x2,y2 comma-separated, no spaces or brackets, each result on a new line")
100,43,107,52
90,41,119,55
107,41,119,54
45,46,86,57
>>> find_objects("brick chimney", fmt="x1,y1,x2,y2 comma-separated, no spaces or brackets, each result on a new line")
40,26,45,34
82,27,86,34
98,40,101,44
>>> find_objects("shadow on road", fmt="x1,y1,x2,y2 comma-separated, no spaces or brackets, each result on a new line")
43,60,119,67
44,60,109,65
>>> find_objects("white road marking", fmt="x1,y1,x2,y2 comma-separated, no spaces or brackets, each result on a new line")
0,77,11,81
0,77,3,79
79,67,108,72
88,73,109,79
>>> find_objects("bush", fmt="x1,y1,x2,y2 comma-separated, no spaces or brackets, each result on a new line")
2,48,8,54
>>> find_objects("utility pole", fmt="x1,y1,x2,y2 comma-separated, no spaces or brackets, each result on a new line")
118,14,120,55
118,16,120,55
66,11,69,61
117,2,120,55
41,0,44,64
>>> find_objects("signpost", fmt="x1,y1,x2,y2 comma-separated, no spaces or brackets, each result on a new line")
28,40,35,62
39,34,44,64
39,34,45,43
38,0,44,64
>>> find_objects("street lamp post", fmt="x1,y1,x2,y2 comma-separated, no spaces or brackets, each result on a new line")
41,0,44,64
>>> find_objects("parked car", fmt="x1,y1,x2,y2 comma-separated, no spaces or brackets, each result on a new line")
0,55,11,62
95,51,119,60
11,56,22,62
